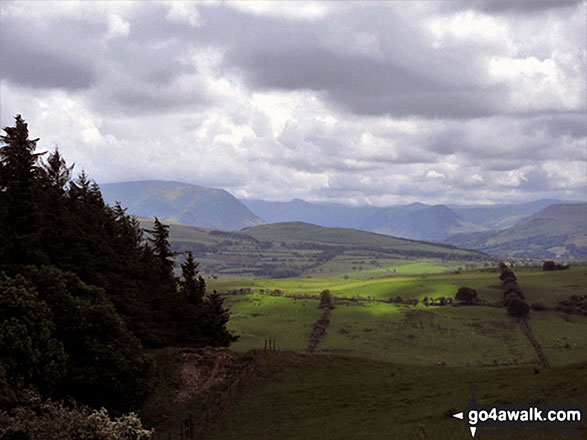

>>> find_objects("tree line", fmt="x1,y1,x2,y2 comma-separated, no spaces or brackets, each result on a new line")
0,116,236,415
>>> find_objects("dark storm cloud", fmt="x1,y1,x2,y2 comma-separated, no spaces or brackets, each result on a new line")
0,20,96,89
465,0,583,14
523,113,587,139
206,5,508,119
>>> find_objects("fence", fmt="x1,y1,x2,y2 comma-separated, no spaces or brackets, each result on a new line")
156,350,258,440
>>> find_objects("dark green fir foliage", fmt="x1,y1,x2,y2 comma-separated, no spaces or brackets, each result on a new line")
0,115,47,265
201,291,239,347
0,116,238,412
147,217,176,283
180,251,206,306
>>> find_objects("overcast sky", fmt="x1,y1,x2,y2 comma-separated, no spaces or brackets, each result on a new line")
1,0,585,206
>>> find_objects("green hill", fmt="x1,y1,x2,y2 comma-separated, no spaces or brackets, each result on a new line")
364,204,486,241
446,203,587,259
142,220,494,279
101,180,264,230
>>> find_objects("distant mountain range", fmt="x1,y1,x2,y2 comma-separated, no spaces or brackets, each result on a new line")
240,197,578,242
444,204,587,259
101,180,585,259
101,181,264,230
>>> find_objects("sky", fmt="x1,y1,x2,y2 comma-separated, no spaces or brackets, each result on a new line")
1,0,586,206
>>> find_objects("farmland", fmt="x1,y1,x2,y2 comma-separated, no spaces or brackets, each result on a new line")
187,265,586,440
139,219,496,280
210,266,587,367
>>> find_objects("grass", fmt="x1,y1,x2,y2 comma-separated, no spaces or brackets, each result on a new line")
145,266,587,439
206,352,587,440
225,294,323,352
159,219,494,279
215,267,587,368
319,304,536,367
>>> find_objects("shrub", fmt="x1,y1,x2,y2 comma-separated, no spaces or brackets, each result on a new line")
0,273,67,408
319,290,333,309
504,294,529,317
0,393,153,440
455,287,478,305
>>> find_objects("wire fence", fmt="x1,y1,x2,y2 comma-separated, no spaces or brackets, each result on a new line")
156,341,283,440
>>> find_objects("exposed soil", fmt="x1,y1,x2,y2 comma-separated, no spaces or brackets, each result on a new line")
173,348,235,409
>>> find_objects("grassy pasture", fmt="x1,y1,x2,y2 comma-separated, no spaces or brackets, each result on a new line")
319,304,536,367
157,219,494,279
217,267,587,368
226,294,322,352
212,270,503,302
207,353,587,440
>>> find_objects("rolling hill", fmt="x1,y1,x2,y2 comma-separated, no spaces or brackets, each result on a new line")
143,219,493,279
101,180,264,230
361,204,486,240
240,198,379,229
445,203,587,259
241,198,570,242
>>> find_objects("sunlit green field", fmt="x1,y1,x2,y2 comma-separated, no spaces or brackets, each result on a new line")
214,266,587,367
226,294,322,352
319,304,536,366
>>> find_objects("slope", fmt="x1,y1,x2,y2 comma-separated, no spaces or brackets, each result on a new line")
362,204,486,241
446,203,587,259
101,180,264,230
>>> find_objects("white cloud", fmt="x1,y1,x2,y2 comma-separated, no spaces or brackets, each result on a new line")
165,1,203,27
0,1,585,206
104,14,130,40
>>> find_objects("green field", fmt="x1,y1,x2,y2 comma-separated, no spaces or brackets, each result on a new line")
206,353,587,440
149,266,587,439
152,219,495,279
225,294,323,352
213,266,587,367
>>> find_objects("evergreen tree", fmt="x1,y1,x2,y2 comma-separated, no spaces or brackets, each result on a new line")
202,292,238,347
179,251,206,306
42,148,73,193
147,218,175,279
0,115,47,265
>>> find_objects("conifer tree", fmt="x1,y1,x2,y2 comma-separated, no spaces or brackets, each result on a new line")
147,217,175,279
0,115,47,265
180,251,206,306
42,148,73,192
203,292,238,346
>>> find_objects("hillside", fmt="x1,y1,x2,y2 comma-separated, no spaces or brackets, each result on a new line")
241,198,566,242
101,180,264,230
240,198,378,229
148,220,493,279
445,203,587,259
362,204,486,241
449,199,565,230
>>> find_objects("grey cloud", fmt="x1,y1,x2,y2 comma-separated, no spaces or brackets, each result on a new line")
466,0,583,14
214,5,507,119
0,21,96,89
523,113,587,139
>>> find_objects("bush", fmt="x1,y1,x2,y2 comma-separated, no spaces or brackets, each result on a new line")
0,273,67,408
455,287,478,305
542,261,569,271
505,294,529,317
0,393,152,440
319,289,333,309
